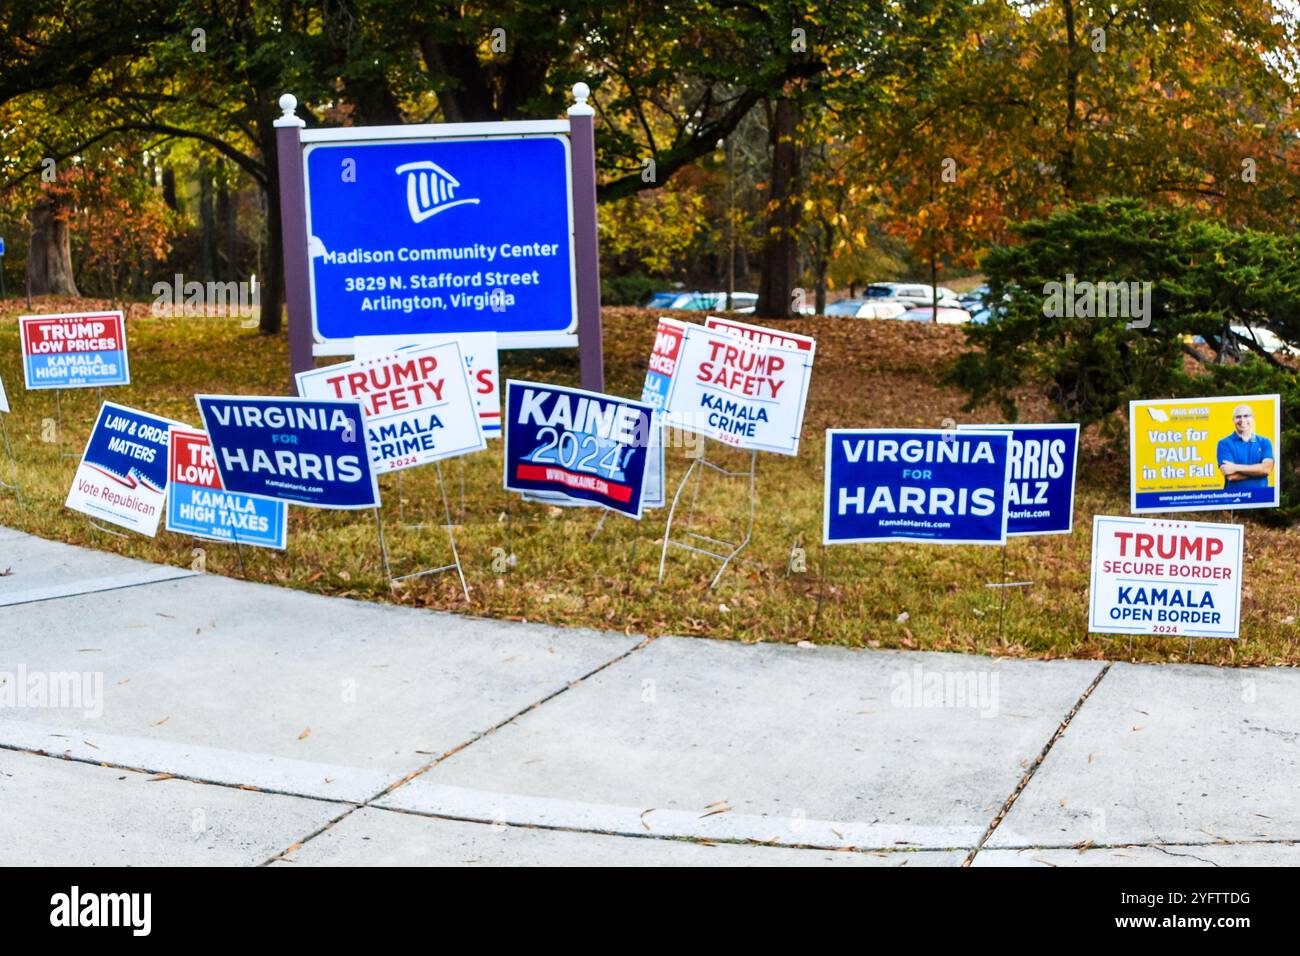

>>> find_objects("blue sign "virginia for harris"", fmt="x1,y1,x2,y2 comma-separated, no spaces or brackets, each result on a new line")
304,136,576,343
196,395,379,509
823,429,1012,545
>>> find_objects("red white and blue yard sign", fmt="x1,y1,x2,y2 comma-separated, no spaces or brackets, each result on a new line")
703,314,816,353
66,402,182,536
353,332,501,436
295,341,485,473
20,311,131,390
1089,515,1243,639
658,321,813,456
166,427,289,549
505,380,654,518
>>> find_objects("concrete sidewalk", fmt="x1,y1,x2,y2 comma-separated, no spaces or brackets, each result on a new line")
2,527,1297,866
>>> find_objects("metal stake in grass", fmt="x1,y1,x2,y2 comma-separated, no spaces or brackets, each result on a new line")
659,444,757,589
984,540,1034,646
373,466,470,600
0,412,23,506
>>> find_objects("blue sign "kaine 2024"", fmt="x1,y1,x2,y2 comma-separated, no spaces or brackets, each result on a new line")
304,136,576,343
505,381,653,519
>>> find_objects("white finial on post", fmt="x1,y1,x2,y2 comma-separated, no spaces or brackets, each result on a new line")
568,82,594,117
274,92,305,128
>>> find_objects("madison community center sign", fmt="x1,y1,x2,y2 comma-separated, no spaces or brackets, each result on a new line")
274,86,604,391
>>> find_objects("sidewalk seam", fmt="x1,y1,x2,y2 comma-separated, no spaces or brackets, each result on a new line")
260,634,659,866
0,570,199,608
354,803,971,859
963,662,1113,867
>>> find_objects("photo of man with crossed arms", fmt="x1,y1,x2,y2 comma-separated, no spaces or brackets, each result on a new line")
1217,403,1275,488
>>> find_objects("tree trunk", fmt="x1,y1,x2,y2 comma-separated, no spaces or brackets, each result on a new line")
26,194,79,296
1060,0,1079,197
813,215,832,315
217,174,236,280
161,167,178,211
199,157,218,281
756,96,802,318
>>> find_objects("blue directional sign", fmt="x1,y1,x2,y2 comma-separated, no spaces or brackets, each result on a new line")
824,428,1012,545
196,395,379,510
303,135,576,344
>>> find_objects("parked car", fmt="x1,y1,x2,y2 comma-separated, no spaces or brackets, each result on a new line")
643,291,759,313
958,284,990,310
863,282,961,308
825,298,911,319
903,306,974,324
1189,325,1297,355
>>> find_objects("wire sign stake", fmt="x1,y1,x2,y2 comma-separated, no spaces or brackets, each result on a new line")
374,462,469,600
658,440,758,589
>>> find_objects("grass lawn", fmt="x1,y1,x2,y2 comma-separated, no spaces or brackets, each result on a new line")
2,296,1298,667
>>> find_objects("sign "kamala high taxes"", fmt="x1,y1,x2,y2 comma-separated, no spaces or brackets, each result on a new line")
166,427,288,549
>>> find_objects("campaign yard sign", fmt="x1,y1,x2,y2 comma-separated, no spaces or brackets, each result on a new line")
166,427,288,549
1130,394,1281,513
296,341,485,474
958,423,1079,536
504,381,654,518
0,371,9,413
353,332,501,436
641,317,686,413
703,315,817,353
196,396,379,510
20,311,130,390
824,429,1012,545
522,420,665,511
66,402,181,536
303,135,576,345
658,321,813,456
1089,515,1243,639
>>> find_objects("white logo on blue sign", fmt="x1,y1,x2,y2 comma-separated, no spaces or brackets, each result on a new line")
395,161,480,223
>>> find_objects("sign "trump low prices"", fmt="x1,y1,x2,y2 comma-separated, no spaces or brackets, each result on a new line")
20,311,131,390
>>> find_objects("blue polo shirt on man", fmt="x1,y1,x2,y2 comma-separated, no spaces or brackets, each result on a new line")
1216,433,1274,488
